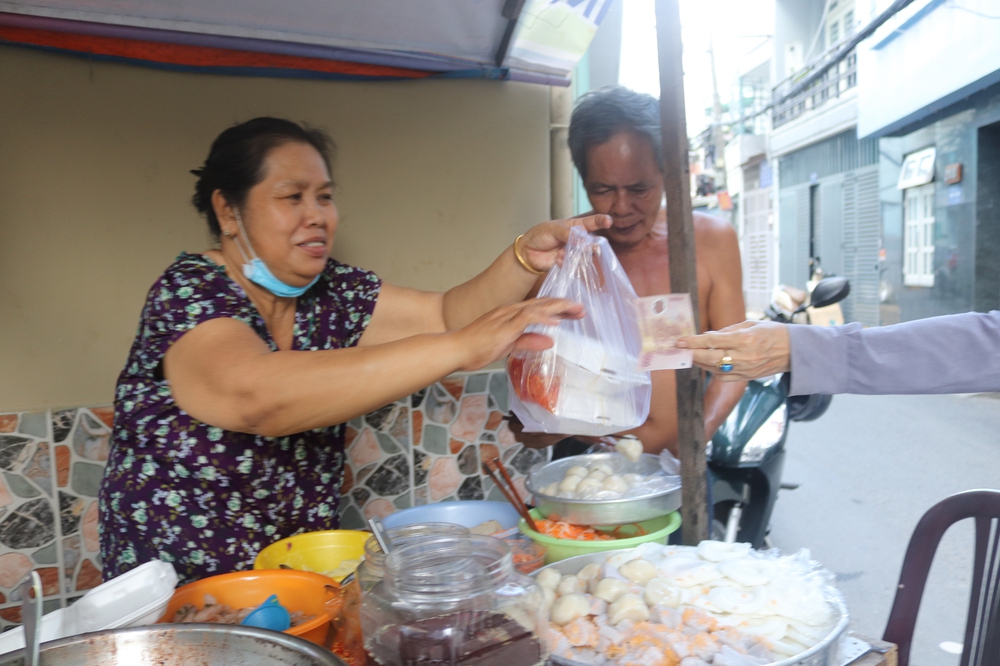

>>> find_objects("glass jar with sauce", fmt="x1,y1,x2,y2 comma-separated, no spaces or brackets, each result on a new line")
360,535,548,666
356,522,469,593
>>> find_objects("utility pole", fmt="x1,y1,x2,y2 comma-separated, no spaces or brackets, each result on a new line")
655,0,709,545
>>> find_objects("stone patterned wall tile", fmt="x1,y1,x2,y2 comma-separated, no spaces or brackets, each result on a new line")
375,433,400,455
0,498,55,549
70,462,103,497
351,488,371,507
393,495,411,510
0,607,21,623
364,405,397,431
507,446,545,475
364,455,409,498
413,485,428,506
88,406,115,430
0,478,12,511
422,425,448,455
51,410,76,444
362,498,394,521
488,373,509,413
340,463,354,495
63,536,80,591
75,558,101,591
440,377,464,401
18,413,47,439
0,553,33,588
464,374,489,394
457,476,484,501
449,439,463,455
338,501,364,530
456,446,478,476
37,567,59,596
32,542,57,565
411,389,426,410
347,429,382,469
72,413,110,461
355,463,378,486
424,385,457,425
413,450,429,487
22,443,52,497
81,502,99,553
58,492,83,536
449,395,488,442
0,416,16,434
54,446,70,488
479,444,500,468
388,408,410,449
412,412,423,446
485,411,504,431
428,458,462,501
0,436,31,471
4,473,40,499
344,426,359,448
497,421,518,450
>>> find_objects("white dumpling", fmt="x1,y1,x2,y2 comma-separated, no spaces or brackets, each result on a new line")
602,474,629,494
593,577,629,603
615,437,644,463
540,585,556,611
536,567,562,590
590,462,614,476
576,563,601,587
622,473,644,487
558,475,583,493
565,465,589,479
643,577,683,608
550,593,590,626
576,477,603,494
541,482,559,496
556,574,584,596
696,540,752,562
607,593,650,625
585,470,608,483
618,559,658,584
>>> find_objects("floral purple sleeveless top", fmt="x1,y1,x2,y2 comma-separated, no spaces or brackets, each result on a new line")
99,253,381,585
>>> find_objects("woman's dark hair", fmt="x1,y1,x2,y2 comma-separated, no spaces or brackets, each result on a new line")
191,117,336,237
568,86,664,181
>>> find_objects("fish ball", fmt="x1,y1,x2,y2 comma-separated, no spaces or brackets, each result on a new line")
643,578,682,608
602,474,629,494
577,562,601,586
556,575,584,596
618,559,658,584
615,437,644,463
607,594,650,625
593,577,629,603
550,593,590,626
558,475,583,493
536,567,562,590
565,466,589,479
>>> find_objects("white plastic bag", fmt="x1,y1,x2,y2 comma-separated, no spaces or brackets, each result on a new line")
508,227,651,436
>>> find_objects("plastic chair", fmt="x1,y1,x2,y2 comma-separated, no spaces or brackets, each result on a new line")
883,489,1000,666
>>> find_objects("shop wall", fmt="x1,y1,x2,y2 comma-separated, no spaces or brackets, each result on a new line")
0,45,551,414
878,82,1000,323
0,371,543,626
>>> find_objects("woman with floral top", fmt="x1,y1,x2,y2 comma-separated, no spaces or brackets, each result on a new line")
99,117,609,584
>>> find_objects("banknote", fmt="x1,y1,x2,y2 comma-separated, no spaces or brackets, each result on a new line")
636,294,695,371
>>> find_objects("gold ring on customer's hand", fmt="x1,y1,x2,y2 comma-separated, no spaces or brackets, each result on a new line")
717,356,734,373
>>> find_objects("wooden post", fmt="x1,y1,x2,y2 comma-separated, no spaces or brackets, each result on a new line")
655,0,709,545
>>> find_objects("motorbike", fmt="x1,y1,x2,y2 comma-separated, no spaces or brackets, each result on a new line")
708,275,851,547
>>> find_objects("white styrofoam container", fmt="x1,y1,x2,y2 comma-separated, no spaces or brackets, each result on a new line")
0,560,177,655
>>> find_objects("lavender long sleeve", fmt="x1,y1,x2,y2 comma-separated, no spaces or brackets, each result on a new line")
788,311,1000,396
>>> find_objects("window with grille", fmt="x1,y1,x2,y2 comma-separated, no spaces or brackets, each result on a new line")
903,183,935,287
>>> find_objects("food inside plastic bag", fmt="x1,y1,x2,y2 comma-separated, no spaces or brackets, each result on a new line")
508,227,652,436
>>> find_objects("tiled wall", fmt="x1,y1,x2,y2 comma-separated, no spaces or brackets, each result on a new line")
0,408,110,628
0,370,544,627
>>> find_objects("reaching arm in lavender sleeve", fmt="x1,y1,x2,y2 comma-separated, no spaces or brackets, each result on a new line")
789,311,1000,396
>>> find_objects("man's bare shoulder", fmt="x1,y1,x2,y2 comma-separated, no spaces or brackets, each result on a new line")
693,211,739,250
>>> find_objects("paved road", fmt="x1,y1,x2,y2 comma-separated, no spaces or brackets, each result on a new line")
769,392,1000,666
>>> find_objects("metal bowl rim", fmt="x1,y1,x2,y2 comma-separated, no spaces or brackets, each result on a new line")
527,453,681,506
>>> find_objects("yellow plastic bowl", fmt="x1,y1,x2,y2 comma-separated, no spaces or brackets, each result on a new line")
518,509,681,564
254,530,369,581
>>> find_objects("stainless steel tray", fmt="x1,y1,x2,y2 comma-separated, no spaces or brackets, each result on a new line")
527,453,681,526
535,550,850,666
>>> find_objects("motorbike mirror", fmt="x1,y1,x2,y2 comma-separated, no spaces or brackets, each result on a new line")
809,276,851,309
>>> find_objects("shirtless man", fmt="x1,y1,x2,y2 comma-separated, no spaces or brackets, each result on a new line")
514,86,748,457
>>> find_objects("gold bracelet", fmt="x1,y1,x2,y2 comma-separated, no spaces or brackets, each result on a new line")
514,234,545,275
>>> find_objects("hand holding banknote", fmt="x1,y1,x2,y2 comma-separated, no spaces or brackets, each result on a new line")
636,294,696,371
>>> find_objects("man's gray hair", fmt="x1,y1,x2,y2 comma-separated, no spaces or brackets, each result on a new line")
568,85,664,181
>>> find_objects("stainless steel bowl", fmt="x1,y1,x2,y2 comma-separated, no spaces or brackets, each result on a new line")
536,550,850,666
0,624,346,666
526,453,681,525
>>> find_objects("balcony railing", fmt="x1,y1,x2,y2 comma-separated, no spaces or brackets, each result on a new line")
772,48,857,129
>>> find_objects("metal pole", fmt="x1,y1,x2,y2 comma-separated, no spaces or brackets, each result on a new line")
654,0,709,545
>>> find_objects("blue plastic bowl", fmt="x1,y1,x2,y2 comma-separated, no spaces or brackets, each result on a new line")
381,501,520,532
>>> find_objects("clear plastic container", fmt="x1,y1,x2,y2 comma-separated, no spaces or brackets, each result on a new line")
356,522,468,594
361,535,548,666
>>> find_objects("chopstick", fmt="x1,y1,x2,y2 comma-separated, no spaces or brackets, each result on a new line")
482,458,539,532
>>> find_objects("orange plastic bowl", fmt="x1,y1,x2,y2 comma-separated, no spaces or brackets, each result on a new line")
159,569,338,646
